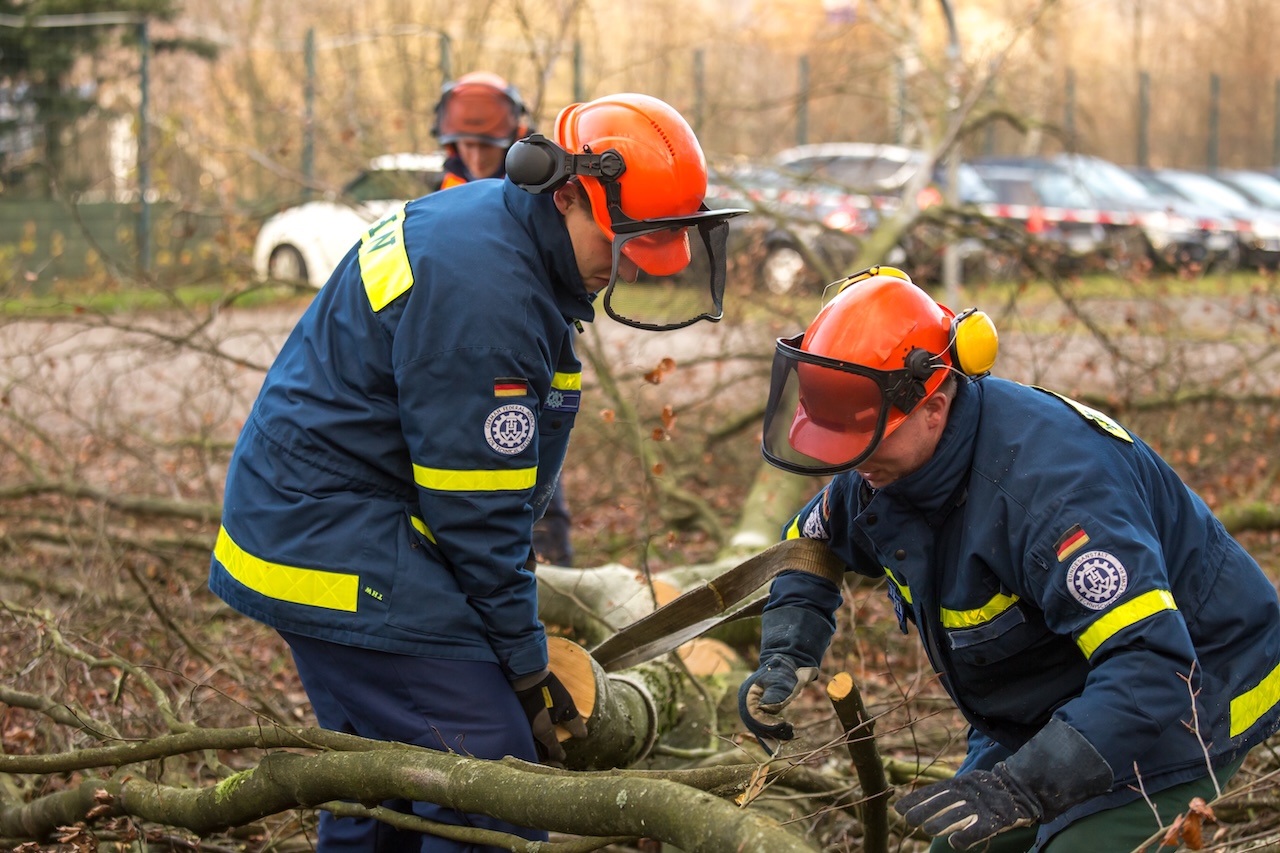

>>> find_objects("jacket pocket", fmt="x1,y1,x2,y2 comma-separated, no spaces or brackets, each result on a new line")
382,509,489,644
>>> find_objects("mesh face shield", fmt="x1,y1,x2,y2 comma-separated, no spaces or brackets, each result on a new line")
600,207,735,331
761,334,938,476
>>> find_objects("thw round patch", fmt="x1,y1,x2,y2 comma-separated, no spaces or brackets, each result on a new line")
484,404,535,455
1066,550,1128,610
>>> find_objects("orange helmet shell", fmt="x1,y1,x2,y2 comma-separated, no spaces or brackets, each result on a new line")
435,72,528,147
553,93,708,275
790,275,955,464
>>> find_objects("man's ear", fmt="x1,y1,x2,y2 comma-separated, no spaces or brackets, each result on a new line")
552,182,579,215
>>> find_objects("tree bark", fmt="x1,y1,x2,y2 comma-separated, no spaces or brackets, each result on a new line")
0,750,822,853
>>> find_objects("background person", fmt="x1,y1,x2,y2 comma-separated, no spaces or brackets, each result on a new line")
432,70,573,566
738,267,1280,852
210,93,743,852
431,70,530,188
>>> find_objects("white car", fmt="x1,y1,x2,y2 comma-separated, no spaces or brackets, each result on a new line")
252,153,447,288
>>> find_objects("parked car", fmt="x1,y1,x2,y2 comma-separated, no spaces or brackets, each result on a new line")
972,161,1125,275
706,161,870,294
773,141,996,207
1052,154,1237,271
976,155,1231,272
773,142,1000,282
1128,167,1280,269
252,153,447,288
1211,169,1280,213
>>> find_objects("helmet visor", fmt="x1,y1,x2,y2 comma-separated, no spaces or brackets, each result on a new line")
761,335,921,476
601,205,745,331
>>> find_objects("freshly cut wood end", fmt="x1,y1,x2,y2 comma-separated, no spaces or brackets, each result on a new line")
826,671,853,701
548,636,597,742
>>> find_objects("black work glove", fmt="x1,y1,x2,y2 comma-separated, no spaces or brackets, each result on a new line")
737,605,834,753
512,669,587,768
894,719,1114,850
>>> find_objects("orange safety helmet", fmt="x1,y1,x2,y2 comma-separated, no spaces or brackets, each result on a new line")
761,267,997,475
432,71,530,148
551,93,709,276
504,93,746,330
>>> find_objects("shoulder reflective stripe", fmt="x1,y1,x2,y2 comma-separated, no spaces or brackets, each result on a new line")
214,525,359,612
1076,589,1177,659
884,565,913,604
359,204,413,312
552,371,582,391
412,464,537,492
1231,658,1280,738
440,173,466,190
1031,385,1133,443
410,514,436,543
783,515,803,539
941,593,1020,629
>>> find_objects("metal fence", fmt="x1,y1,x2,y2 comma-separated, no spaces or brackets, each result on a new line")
4,6,1280,290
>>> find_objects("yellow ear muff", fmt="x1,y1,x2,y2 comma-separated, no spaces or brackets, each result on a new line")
951,309,998,376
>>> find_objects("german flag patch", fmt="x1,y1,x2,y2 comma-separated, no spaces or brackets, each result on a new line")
493,377,529,398
1055,524,1090,562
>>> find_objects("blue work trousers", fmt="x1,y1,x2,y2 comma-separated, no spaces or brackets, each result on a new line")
280,631,545,853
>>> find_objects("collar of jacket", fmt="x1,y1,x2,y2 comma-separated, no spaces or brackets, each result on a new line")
876,377,982,523
444,152,508,184
501,179,595,323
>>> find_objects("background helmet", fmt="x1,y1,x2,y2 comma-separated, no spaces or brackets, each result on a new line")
433,71,529,148
553,93,708,275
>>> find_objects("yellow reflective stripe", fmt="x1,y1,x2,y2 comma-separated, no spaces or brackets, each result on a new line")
360,204,413,312
213,525,359,612
1231,659,1280,738
410,514,436,544
1033,386,1133,443
941,593,1020,629
1076,589,1177,659
783,515,803,539
884,565,912,604
412,464,537,492
551,371,581,391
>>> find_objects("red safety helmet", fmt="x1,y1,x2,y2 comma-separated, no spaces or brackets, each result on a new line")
761,267,997,475
552,93,709,276
433,71,530,148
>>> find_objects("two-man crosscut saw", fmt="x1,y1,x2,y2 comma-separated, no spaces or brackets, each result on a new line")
589,537,846,672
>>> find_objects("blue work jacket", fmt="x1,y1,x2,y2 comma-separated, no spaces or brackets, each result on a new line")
209,179,592,680
770,376,1280,839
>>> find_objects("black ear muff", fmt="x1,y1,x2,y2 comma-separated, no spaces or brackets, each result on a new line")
506,135,567,193
506,133,628,195
950,309,998,377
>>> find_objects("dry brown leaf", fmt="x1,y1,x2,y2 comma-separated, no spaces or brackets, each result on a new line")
735,764,769,807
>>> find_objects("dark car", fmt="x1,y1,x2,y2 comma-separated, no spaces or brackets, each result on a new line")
971,161,1111,274
1129,167,1280,269
706,162,869,294
773,142,1000,282
976,155,1233,272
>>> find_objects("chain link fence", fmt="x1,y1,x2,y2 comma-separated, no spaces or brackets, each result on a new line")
4,3,1280,292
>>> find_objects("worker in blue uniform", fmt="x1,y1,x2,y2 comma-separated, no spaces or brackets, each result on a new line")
432,71,529,190
210,92,744,853
431,70,573,566
738,266,1280,852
